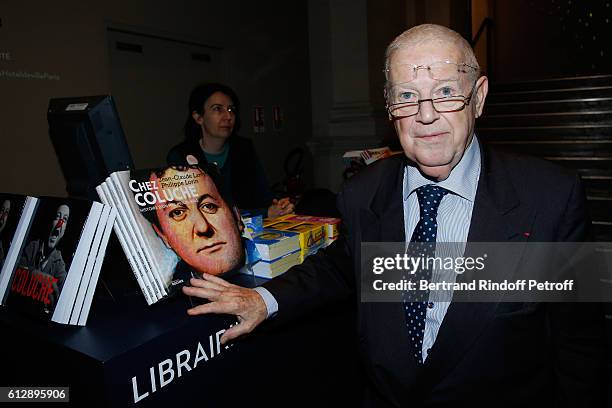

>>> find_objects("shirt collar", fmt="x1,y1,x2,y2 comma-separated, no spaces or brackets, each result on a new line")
403,134,481,202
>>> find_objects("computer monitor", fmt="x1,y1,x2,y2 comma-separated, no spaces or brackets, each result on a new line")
48,95,134,200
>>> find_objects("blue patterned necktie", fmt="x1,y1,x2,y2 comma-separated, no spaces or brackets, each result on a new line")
404,184,449,364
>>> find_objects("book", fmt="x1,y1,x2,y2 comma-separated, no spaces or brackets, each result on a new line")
69,204,117,325
249,250,301,279
342,147,403,179
97,177,160,304
240,210,264,235
75,204,116,325
265,220,326,262
0,194,35,286
342,147,402,165
98,164,246,304
251,229,300,261
280,215,341,245
0,195,115,325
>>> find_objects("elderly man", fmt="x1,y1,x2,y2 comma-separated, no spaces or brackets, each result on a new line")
182,24,604,406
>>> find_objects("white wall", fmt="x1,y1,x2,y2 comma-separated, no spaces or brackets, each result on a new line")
0,1,312,196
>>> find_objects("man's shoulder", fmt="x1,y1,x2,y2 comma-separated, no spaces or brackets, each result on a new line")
484,145,582,204
335,155,405,218
343,154,405,194
486,145,578,185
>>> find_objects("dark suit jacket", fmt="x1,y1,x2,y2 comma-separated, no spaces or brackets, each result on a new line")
262,144,606,407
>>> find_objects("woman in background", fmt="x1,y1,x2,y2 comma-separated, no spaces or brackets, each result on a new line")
167,83,294,218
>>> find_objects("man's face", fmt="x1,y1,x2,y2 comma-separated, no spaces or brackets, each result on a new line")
194,91,236,142
387,41,488,180
0,200,11,232
48,204,69,250
152,167,244,276
0,200,10,234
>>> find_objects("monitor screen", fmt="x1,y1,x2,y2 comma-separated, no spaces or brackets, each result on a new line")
48,95,134,200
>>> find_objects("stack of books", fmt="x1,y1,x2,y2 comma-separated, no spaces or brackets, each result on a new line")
247,229,301,278
0,193,116,325
264,219,326,262
242,214,342,279
97,170,171,305
279,215,341,246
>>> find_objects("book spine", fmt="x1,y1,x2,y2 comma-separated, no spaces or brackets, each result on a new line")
106,177,165,299
0,197,39,304
111,172,168,296
53,201,103,324
69,204,110,325
96,184,155,305
78,206,117,325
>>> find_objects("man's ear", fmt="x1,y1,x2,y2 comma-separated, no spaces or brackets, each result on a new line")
152,223,172,249
474,76,489,119
192,110,204,125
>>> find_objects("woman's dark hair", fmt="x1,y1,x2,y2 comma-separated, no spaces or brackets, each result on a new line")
183,83,241,144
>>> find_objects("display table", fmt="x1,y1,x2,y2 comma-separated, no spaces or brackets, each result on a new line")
0,244,361,407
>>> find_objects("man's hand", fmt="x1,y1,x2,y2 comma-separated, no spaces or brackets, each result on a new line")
268,197,295,219
182,274,268,344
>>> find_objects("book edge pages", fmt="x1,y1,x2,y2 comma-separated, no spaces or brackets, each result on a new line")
96,183,155,305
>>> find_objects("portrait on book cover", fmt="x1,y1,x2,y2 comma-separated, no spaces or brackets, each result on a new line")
9,199,90,313
0,194,25,270
136,165,245,285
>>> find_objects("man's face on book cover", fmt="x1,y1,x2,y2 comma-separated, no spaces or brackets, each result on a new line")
47,204,69,250
152,167,244,276
0,200,10,234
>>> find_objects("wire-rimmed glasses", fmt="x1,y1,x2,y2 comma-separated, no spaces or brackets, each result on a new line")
386,80,478,119
384,60,479,81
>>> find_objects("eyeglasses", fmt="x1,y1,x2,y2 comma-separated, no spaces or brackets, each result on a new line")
209,104,236,114
384,60,479,82
386,80,478,119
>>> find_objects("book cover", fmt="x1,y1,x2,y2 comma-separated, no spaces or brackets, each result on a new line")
249,250,301,279
98,178,160,303
266,220,326,261
251,229,300,261
281,215,341,244
342,147,403,179
240,210,264,235
0,194,30,276
3,197,104,323
104,164,246,302
110,171,169,297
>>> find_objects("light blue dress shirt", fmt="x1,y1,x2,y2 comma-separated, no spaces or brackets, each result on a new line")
403,135,480,361
256,135,482,360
